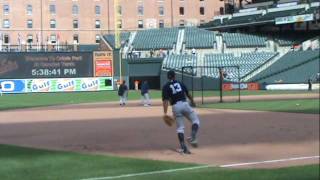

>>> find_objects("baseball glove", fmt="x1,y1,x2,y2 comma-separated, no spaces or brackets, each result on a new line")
163,115,174,127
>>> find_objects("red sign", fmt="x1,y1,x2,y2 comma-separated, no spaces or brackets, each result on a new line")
95,60,112,77
94,51,113,77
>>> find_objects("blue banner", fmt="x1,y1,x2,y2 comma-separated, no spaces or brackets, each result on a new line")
0,79,26,93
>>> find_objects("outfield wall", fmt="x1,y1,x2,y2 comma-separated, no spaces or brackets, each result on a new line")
0,77,113,94
0,51,115,93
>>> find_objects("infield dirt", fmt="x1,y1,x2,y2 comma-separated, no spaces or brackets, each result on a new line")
0,94,319,168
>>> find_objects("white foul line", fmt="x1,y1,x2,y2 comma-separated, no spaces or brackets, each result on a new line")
80,156,319,180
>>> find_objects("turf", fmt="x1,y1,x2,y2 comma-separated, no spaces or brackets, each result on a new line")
0,90,316,111
0,145,318,180
202,99,320,114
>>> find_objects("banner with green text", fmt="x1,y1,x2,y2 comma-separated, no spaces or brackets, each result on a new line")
26,77,113,93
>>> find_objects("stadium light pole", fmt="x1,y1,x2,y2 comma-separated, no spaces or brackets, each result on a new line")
170,0,174,27
114,0,122,82
40,0,43,50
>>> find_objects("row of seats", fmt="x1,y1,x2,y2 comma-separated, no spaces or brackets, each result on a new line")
162,52,277,81
251,49,320,81
132,28,179,50
184,27,216,49
203,52,277,81
222,33,267,48
200,2,319,28
162,54,198,75
258,58,320,83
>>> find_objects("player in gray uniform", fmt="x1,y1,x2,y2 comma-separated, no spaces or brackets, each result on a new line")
162,70,200,154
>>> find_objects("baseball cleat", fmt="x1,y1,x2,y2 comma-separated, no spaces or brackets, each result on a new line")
176,148,191,155
187,137,198,148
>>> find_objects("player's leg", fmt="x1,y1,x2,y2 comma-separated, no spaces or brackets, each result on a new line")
173,103,191,154
183,102,200,147
145,93,151,106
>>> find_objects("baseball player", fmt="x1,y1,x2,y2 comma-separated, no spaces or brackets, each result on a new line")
162,70,200,154
118,80,128,106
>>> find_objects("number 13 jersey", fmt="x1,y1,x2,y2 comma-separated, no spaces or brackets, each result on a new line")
162,80,189,105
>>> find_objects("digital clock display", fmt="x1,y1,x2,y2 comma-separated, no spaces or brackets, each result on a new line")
0,52,93,78
31,68,77,77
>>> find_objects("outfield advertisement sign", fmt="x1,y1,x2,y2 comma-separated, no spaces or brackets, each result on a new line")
0,77,113,93
0,79,26,93
223,83,259,91
275,14,314,25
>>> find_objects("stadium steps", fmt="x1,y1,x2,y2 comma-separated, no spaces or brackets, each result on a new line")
176,29,185,54
124,32,137,54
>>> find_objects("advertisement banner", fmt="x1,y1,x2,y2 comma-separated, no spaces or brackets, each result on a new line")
93,51,113,77
26,77,113,93
0,79,26,93
223,83,259,91
275,14,314,25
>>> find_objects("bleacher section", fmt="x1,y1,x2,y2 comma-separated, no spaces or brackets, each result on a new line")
103,32,131,48
184,27,216,49
258,58,320,83
200,1,318,29
132,28,179,50
162,54,198,74
250,49,320,82
162,52,277,81
203,52,277,81
258,8,305,21
223,33,267,48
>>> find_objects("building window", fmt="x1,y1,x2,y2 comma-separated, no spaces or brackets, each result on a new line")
72,5,79,15
27,5,33,15
50,19,56,28
3,5,9,15
73,19,79,28
27,35,33,43
200,20,205,24
200,7,205,15
179,20,185,27
3,19,10,28
95,20,101,28
179,7,184,15
159,6,164,16
138,20,143,28
4,35,9,44
118,6,122,15
138,5,144,16
117,20,122,29
49,4,56,14
73,34,79,44
95,35,100,43
159,20,164,28
50,34,57,44
95,5,101,15
27,19,33,28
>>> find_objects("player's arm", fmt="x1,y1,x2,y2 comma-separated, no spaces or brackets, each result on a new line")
162,86,170,115
163,100,169,115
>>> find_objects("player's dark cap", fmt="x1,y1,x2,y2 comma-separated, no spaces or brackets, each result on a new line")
167,70,175,79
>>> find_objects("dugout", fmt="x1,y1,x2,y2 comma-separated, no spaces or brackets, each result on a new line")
121,58,163,89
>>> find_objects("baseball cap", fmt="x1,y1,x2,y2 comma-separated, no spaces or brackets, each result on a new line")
167,70,175,79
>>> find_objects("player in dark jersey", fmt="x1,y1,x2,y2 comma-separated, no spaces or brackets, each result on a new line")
162,70,200,154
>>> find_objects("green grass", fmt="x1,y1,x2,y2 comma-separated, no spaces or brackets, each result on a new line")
0,145,319,180
202,99,320,114
0,90,316,111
